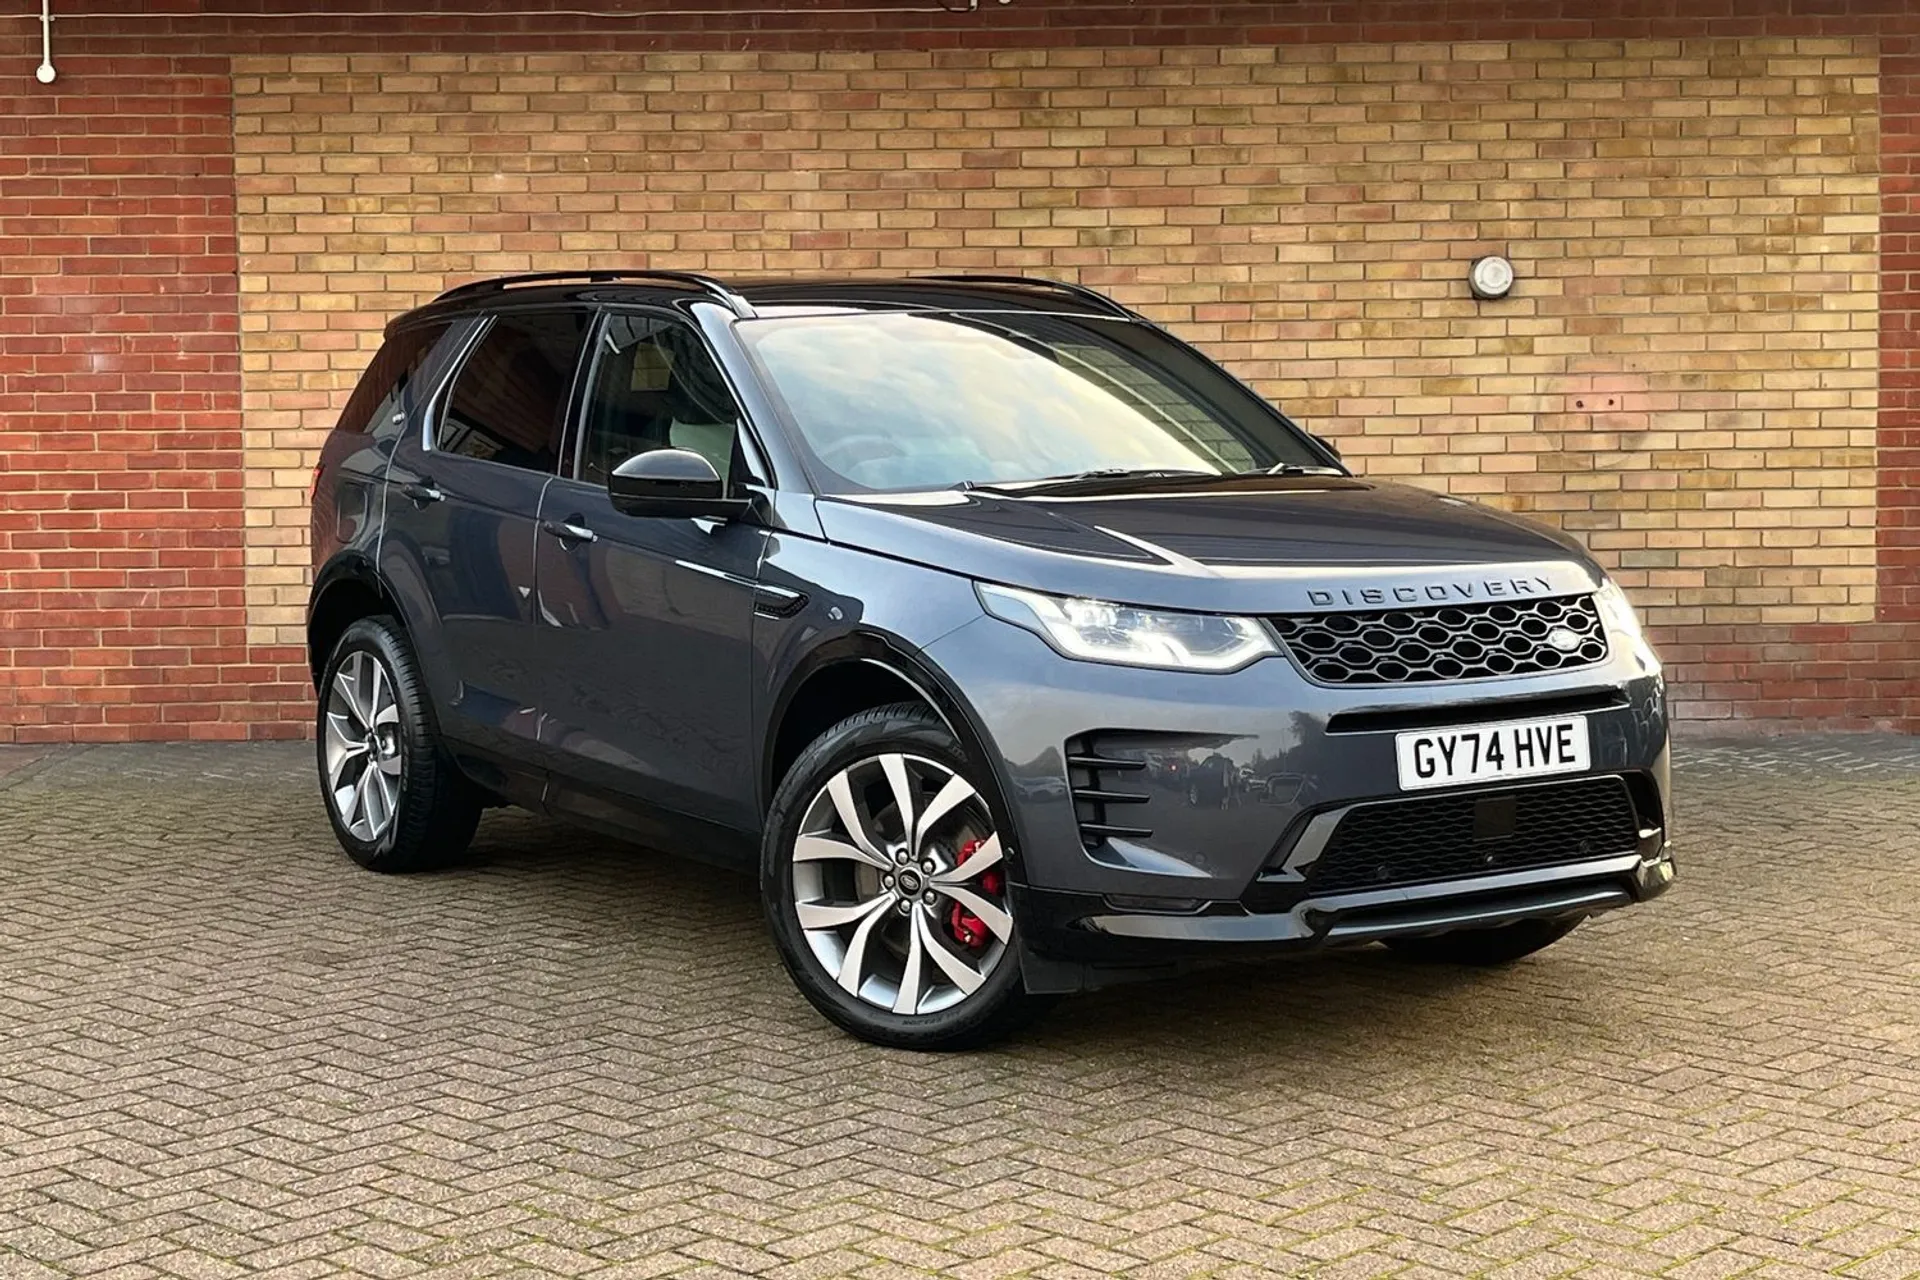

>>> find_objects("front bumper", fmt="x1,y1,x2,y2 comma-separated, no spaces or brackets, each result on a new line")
1022,839,1671,948
920,608,1672,982
1008,829,1673,994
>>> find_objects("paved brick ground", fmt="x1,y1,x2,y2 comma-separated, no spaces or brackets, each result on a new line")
2,740,1917,1278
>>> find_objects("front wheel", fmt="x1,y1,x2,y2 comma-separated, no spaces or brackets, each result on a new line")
761,703,1040,1050
1384,916,1581,966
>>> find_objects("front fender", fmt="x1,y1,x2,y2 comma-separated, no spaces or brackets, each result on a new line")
750,537,1022,850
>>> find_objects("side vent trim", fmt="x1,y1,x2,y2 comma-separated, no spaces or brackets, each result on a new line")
1065,736,1154,847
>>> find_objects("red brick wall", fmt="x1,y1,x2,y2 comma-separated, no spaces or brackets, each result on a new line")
3,0,1920,741
0,56,310,741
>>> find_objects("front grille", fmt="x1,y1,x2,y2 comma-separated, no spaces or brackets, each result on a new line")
1302,776,1641,895
1269,594,1608,685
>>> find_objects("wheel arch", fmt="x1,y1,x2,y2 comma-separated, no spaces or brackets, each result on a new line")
761,633,1012,844
307,551,406,689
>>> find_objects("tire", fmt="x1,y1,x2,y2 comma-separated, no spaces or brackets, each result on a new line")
1384,916,1582,966
1189,779,1227,810
316,615,482,873
761,702,1041,1050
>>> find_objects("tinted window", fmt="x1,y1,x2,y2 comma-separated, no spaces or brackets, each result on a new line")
436,310,591,472
335,323,449,440
740,311,1325,493
578,313,741,486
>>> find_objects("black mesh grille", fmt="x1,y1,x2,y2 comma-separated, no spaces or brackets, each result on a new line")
1269,594,1608,685
1303,776,1641,895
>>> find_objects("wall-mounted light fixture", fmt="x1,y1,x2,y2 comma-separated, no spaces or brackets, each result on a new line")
36,0,56,83
1468,254,1514,300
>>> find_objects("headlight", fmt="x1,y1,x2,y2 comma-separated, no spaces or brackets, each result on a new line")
1594,577,1660,670
1594,578,1650,649
977,583,1277,673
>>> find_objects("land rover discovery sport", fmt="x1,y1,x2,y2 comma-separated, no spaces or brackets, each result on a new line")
307,272,1673,1049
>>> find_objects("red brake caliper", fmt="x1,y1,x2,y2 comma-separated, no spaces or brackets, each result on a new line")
945,837,1004,951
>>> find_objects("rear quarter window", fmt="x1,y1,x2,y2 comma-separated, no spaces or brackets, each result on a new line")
335,323,453,441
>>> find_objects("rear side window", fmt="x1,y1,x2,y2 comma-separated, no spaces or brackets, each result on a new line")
334,323,450,440
436,310,591,472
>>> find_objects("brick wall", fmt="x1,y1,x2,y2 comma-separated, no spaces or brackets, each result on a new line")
0,58,312,740
234,41,1883,650
3,1,1920,739
1884,43,1920,618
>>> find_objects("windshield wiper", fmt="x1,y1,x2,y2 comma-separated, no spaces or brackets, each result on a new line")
961,467,1215,495
959,462,1344,497
1260,462,1347,476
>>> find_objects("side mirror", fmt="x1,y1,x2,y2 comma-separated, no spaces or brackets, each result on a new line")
608,448,749,519
1309,432,1342,462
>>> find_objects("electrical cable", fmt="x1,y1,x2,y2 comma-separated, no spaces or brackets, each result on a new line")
39,2,983,17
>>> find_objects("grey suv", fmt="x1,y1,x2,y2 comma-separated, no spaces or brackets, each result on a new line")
308,272,1674,1048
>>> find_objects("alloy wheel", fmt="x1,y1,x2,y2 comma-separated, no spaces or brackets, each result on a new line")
790,752,1011,1017
322,649,404,841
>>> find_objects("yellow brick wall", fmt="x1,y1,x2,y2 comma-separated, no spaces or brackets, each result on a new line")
232,40,1880,646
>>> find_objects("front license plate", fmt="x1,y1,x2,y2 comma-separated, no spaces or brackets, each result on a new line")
1395,715,1589,791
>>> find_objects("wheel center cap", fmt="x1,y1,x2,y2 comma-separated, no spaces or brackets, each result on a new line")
895,867,924,896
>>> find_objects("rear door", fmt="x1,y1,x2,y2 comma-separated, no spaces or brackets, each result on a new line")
532,308,769,834
312,320,459,580
381,307,592,764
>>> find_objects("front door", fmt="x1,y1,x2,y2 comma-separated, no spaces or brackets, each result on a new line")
381,308,591,761
532,309,768,833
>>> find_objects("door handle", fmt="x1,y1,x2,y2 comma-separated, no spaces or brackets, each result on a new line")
542,518,598,545
400,480,444,505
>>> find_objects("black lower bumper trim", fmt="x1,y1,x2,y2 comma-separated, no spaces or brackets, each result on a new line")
1013,847,1673,976
1084,879,1633,944
1321,882,1630,942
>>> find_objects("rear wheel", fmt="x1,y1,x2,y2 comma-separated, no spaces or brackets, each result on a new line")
1384,916,1581,966
762,703,1040,1050
317,616,482,873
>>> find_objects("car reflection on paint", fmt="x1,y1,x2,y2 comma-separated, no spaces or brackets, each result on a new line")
1185,752,1240,809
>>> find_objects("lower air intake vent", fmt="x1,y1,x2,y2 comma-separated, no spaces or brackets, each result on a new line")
1064,735,1151,847
1303,776,1640,895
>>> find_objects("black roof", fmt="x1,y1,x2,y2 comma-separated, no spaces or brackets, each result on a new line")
392,271,1138,333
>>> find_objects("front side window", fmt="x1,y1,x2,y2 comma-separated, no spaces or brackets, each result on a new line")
578,312,742,486
436,310,591,472
737,311,1325,493
335,322,450,441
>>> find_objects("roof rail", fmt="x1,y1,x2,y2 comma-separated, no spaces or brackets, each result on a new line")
916,273,1135,319
433,270,756,317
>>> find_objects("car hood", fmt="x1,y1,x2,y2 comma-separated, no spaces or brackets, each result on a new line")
814,476,1603,614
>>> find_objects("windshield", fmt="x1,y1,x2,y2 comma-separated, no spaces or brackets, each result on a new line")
737,311,1329,493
